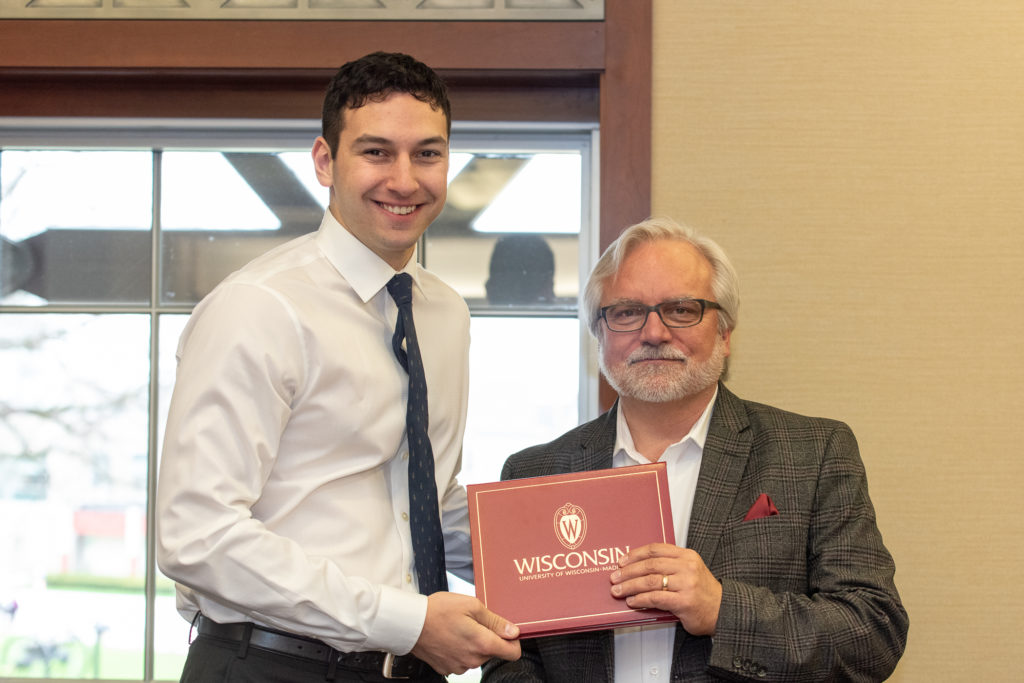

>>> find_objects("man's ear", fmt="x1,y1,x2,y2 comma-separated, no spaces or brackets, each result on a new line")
311,136,334,188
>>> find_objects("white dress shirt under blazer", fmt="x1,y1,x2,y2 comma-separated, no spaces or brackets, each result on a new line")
611,388,717,682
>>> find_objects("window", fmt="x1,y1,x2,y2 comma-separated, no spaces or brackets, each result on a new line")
0,120,597,681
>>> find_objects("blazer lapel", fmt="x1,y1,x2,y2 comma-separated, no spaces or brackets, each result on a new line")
669,385,751,670
572,402,618,473
686,384,751,569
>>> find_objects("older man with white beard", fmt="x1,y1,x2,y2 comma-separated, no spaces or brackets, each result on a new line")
482,216,908,683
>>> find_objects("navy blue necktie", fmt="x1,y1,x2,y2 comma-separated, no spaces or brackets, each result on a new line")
386,273,448,595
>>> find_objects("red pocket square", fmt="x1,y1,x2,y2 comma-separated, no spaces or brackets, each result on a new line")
743,493,780,521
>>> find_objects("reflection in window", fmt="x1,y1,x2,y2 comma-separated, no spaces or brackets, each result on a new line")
161,153,284,231
159,151,321,305
426,145,585,310
0,151,152,238
472,153,581,234
0,151,153,306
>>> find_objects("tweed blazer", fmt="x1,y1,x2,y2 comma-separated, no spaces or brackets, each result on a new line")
482,384,908,683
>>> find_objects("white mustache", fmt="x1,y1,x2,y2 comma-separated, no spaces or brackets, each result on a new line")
627,346,689,364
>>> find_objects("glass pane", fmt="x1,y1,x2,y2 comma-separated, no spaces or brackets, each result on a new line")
425,151,581,312
461,316,581,487
0,150,153,306
160,151,325,306
0,313,150,679
153,313,190,680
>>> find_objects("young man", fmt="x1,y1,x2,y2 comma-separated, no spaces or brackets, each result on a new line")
158,52,520,682
483,216,907,682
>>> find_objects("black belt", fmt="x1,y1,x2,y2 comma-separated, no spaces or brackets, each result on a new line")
195,614,433,680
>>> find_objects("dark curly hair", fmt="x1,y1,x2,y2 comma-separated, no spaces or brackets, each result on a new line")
320,51,451,157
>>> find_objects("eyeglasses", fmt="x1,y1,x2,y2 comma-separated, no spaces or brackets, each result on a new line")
599,298,723,333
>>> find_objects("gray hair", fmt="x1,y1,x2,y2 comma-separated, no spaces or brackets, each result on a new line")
582,216,740,339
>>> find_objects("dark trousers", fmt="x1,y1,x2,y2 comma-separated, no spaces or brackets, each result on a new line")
180,632,446,683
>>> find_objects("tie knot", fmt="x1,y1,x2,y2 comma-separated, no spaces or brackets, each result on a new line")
387,273,414,307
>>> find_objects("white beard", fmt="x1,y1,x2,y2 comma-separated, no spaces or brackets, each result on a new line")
600,337,727,403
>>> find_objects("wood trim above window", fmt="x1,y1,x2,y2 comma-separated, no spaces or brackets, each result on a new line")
0,19,607,121
0,68,600,123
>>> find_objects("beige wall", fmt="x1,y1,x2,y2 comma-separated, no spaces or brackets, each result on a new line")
652,1,1024,680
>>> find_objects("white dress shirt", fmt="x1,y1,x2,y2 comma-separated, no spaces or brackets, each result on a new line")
156,211,472,656
611,387,717,682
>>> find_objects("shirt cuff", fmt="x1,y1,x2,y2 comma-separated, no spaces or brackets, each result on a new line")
365,585,428,655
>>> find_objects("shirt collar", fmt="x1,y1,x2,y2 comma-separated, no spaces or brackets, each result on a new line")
613,385,719,464
314,210,425,303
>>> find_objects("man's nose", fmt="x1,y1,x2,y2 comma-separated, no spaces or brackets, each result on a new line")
387,156,419,194
639,309,673,343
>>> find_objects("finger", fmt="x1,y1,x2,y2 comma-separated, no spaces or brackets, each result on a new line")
609,557,675,585
474,605,520,640
616,542,680,567
493,639,523,662
622,589,670,611
473,621,522,662
611,571,669,598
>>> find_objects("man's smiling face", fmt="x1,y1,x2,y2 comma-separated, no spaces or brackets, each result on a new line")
313,91,449,269
598,239,731,405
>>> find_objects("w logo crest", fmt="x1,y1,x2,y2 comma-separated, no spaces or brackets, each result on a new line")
553,502,588,549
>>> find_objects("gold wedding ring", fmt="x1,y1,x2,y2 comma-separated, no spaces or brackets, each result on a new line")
661,574,669,591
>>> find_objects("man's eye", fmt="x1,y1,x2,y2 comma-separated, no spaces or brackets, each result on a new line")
417,149,446,162
669,302,698,315
611,306,643,321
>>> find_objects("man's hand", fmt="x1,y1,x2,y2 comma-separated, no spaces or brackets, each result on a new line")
610,542,722,636
411,592,521,676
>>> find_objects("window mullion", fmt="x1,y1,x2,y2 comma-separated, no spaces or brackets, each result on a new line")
143,149,162,683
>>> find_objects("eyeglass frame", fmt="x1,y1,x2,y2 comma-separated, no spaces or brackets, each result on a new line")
598,298,723,333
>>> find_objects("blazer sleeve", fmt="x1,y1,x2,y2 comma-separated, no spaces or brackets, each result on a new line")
705,422,909,682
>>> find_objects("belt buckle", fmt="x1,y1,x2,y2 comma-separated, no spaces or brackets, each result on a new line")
381,652,411,680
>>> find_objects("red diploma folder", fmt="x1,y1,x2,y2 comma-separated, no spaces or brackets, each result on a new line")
467,463,678,637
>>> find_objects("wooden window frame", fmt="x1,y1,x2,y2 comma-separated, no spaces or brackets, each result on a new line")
0,2,648,409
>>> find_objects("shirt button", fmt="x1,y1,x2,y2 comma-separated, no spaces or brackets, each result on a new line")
405,573,413,584
402,451,409,460
648,666,659,677
401,512,409,521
